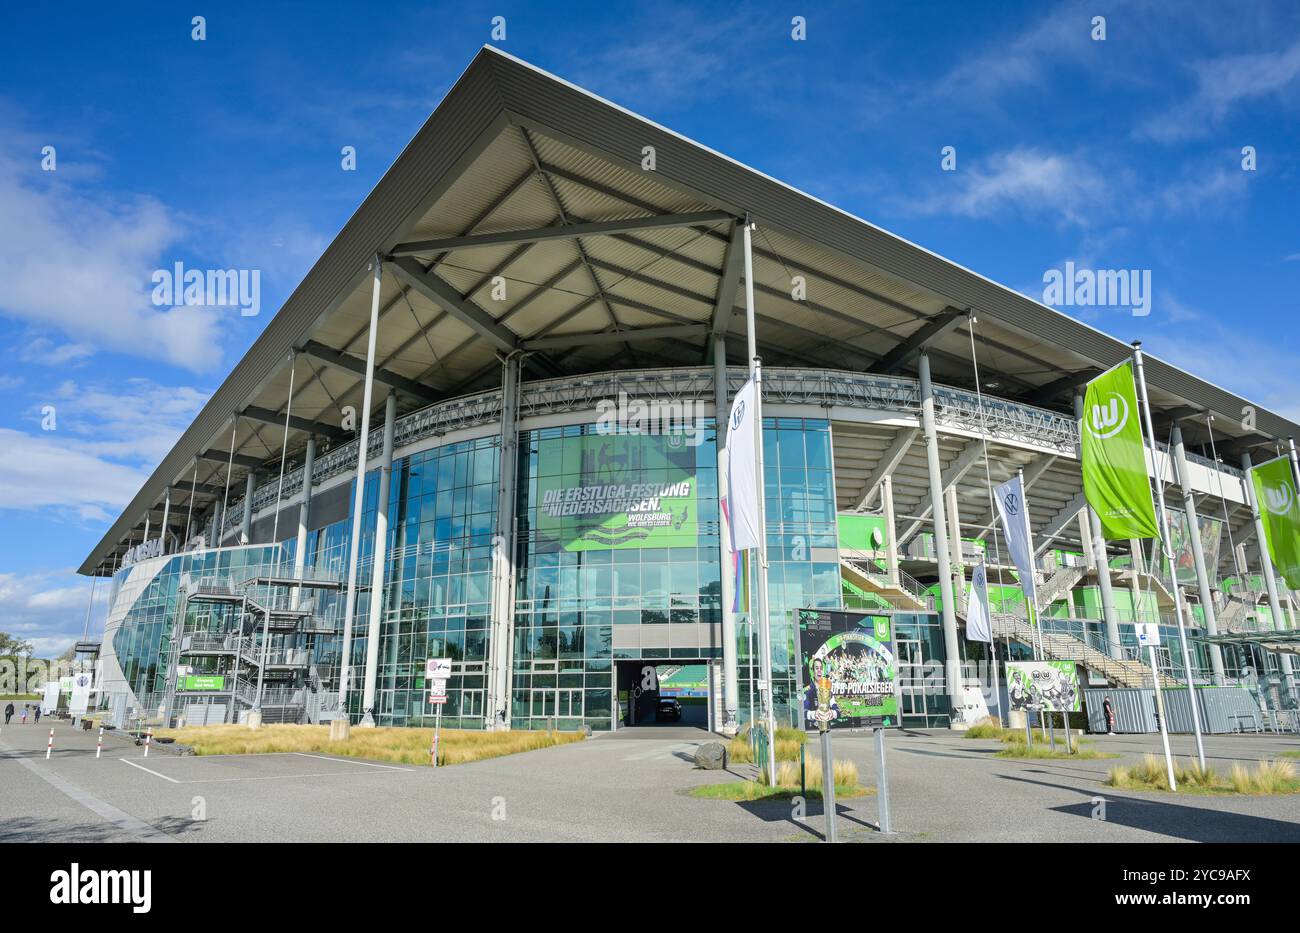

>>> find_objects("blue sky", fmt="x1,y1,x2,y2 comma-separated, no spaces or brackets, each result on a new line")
2,0,1298,653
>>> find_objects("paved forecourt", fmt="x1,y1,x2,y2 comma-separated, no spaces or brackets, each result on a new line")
1,719,1298,843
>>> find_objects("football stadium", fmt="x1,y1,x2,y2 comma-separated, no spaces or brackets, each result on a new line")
79,47,1300,736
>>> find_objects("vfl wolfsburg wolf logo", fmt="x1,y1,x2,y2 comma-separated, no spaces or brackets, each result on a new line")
1263,482,1296,516
1086,392,1129,440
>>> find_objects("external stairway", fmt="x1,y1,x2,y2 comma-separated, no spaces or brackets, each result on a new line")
988,612,1175,689
839,547,931,611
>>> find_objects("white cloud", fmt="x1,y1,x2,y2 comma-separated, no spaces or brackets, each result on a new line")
0,570,108,657
0,377,209,522
0,130,225,372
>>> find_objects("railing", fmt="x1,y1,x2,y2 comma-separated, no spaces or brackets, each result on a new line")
228,366,1101,528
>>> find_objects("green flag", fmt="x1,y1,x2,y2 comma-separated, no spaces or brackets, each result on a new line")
1080,361,1159,539
1249,454,1300,589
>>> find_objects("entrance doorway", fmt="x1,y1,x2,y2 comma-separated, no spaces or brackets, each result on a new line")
614,660,713,731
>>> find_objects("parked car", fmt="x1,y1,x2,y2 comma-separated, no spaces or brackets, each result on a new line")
655,697,682,722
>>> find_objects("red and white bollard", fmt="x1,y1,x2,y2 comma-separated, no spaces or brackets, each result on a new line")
96,727,104,759
143,728,152,758
45,728,54,760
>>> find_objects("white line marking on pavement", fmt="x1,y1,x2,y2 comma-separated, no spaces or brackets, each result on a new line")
122,759,182,783
0,747,170,842
291,752,413,771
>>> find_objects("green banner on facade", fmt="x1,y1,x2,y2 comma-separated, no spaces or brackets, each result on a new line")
535,433,698,551
1080,361,1158,540
1249,454,1300,589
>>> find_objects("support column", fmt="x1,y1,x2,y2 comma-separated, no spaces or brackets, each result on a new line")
918,352,962,717
487,352,521,730
714,337,739,732
1171,425,1225,684
240,471,256,545
291,436,316,610
159,488,171,554
337,255,384,735
1074,394,1122,657
359,392,397,728
1077,511,1093,570
883,474,900,587
208,505,221,548
1242,452,1298,701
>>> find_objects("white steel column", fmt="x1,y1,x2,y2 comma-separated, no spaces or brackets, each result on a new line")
1171,424,1225,684
742,220,777,785
240,471,256,545
918,352,962,716
337,255,384,730
714,337,739,731
360,391,397,727
487,352,521,730
1242,451,1299,701
159,489,171,553
291,435,316,610
1132,343,1205,768
946,483,963,584
1074,394,1122,657
883,474,900,587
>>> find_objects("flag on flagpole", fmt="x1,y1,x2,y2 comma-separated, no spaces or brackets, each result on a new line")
1249,454,1300,589
725,377,761,552
965,559,992,643
993,475,1038,615
1081,361,1159,539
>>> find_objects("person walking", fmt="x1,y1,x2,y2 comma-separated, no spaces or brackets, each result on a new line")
33,705,41,724
1102,695,1116,735
4,702,13,724
20,705,28,725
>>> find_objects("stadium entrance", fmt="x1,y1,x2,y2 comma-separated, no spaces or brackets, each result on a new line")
614,660,717,731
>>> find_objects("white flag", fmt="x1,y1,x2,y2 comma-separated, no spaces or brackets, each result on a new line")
965,559,992,643
725,377,761,552
993,475,1038,611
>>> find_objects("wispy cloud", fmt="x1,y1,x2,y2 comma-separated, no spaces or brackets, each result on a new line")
1140,37,1300,141
906,148,1110,227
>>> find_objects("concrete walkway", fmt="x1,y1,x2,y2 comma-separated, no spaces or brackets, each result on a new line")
1,720,1296,842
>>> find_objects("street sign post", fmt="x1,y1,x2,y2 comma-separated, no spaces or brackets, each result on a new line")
426,658,451,767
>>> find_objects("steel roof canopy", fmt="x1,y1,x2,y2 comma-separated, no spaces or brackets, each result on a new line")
78,45,1298,576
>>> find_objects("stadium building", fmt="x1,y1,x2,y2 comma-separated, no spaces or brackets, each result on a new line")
82,48,1300,733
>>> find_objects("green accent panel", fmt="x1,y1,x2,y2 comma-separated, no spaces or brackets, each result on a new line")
837,512,887,551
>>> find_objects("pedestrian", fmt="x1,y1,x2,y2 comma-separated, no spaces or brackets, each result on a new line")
20,705,28,725
34,705,41,724
1102,695,1116,735
3,702,12,724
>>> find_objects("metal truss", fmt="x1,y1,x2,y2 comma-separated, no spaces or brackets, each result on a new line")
226,365,1240,531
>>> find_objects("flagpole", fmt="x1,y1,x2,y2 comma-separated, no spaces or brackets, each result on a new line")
742,218,778,787
1131,341,1207,771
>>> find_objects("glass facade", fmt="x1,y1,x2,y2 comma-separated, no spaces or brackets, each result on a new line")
104,392,1294,730
511,422,721,732
735,418,842,729
107,414,852,730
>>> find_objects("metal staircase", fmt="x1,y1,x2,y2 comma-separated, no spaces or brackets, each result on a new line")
164,571,342,726
989,613,1175,689
1036,565,1085,609
840,548,931,611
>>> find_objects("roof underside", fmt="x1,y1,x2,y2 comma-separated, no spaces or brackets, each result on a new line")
81,47,1300,576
